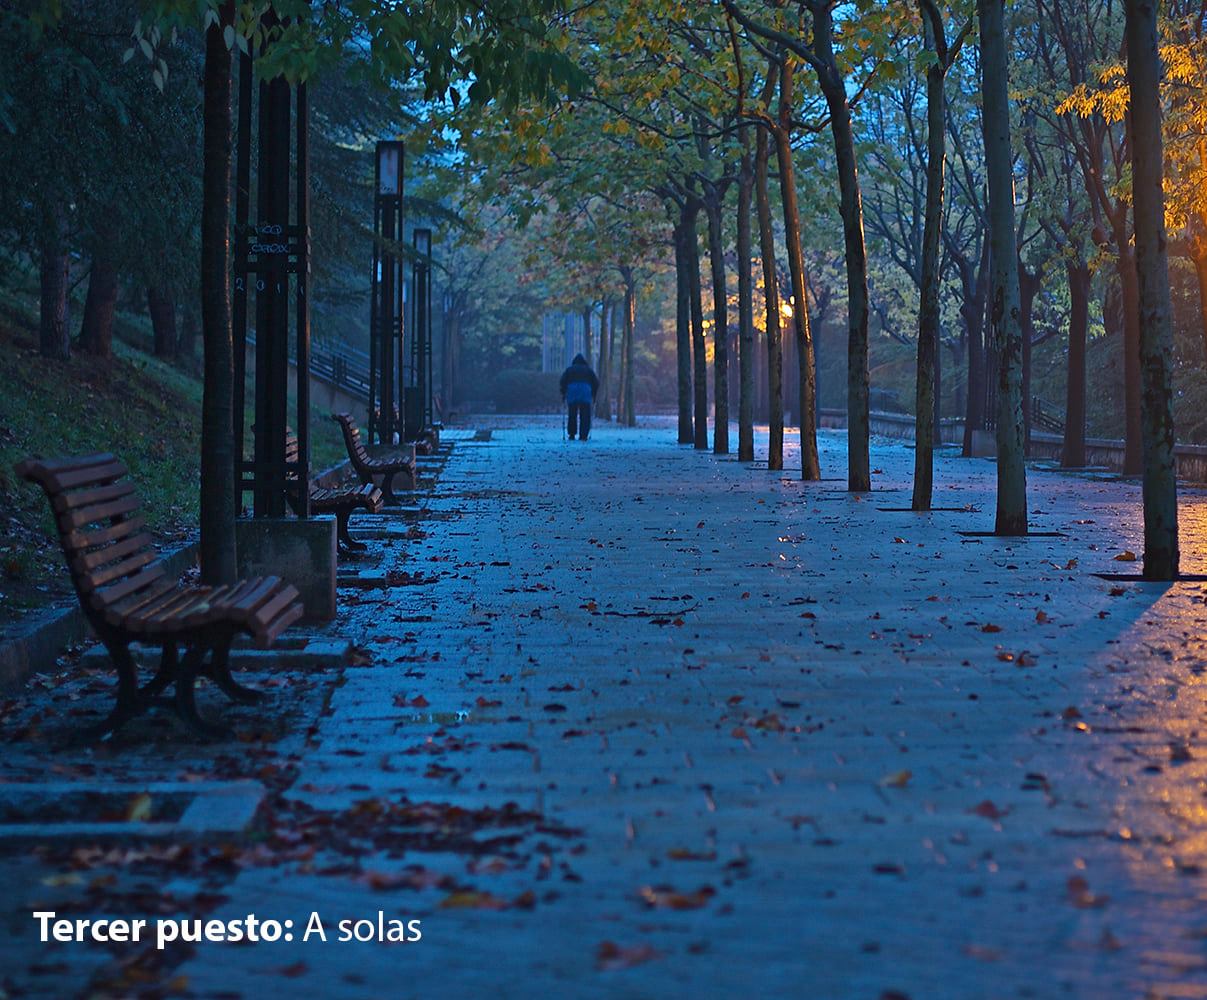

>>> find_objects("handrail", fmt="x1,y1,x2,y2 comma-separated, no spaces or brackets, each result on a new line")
246,331,370,402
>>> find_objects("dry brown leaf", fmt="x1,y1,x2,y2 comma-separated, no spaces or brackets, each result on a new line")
638,885,715,910
596,940,663,970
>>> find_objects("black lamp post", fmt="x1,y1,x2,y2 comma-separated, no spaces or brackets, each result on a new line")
370,139,404,445
408,227,433,439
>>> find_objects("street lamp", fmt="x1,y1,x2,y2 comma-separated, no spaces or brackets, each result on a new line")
377,140,403,196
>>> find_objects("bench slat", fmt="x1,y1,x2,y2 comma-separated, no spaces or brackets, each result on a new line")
101,574,178,625
225,576,281,616
51,479,136,514
72,530,155,572
78,547,160,593
60,493,141,531
63,515,147,554
91,563,166,609
249,586,304,646
42,459,129,492
124,585,201,628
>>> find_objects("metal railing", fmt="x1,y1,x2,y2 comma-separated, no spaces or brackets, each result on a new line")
1030,395,1065,434
246,332,371,402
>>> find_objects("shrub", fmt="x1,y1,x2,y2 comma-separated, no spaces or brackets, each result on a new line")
492,369,562,413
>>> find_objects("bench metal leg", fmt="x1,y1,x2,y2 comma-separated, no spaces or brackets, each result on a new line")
83,640,143,739
380,471,403,506
174,645,233,740
140,642,177,700
337,511,367,551
205,636,264,704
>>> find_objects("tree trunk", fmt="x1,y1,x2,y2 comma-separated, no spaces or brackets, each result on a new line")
595,298,612,420
607,299,618,420
674,213,694,443
443,301,461,412
704,187,729,454
39,211,70,361
1125,0,1179,579
913,10,945,511
614,300,627,419
1193,250,1207,362
1019,262,1039,454
737,138,756,462
621,270,636,427
811,8,870,491
199,4,238,585
583,305,593,368
978,0,1028,535
79,250,118,358
178,307,199,361
148,286,178,358
1061,261,1089,468
775,60,820,480
686,202,709,449
1116,242,1144,475
755,124,783,471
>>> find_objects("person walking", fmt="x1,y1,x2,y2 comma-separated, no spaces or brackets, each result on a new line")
560,353,599,441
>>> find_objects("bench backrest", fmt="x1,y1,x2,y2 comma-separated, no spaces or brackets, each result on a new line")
332,413,372,468
15,454,167,625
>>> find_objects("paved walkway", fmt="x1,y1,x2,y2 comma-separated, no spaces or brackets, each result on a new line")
11,419,1207,998
176,420,1207,999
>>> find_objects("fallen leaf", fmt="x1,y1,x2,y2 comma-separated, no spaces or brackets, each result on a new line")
969,800,1009,821
1067,875,1109,909
880,770,912,789
638,885,715,910
596,940,663,970
1113,550,1137,562
125,793,153,823
439,891,510,910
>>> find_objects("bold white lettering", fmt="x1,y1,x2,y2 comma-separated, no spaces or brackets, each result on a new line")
32,912,55,942
304,912,327,942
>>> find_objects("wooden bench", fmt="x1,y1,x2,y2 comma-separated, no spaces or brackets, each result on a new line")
371,406,437,455
283,431,383,551
332,412,417,504
16,453,304,739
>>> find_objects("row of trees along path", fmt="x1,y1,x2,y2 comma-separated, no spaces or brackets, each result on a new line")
9,1,1184,583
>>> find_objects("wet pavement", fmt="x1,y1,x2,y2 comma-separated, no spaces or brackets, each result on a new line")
7,417,1207,998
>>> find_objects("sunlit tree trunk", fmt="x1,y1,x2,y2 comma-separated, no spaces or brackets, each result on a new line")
737,137,755,462
755,123,783,471
703,184,729,454
774,59,820,480
1125,0,1178,580
674,211,694,443
686,199,709,449
1192,249,1207,361
200,2,238,585
978,0,1027,535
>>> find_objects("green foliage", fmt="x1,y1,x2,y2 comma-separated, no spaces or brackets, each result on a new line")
491,369,562,412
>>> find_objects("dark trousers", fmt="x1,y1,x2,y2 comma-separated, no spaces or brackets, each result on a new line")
568,402,592,440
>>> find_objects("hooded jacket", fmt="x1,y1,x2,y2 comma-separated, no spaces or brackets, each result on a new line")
560,354,599,405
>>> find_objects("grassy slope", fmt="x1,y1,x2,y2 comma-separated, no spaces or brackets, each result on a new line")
0,306,347,629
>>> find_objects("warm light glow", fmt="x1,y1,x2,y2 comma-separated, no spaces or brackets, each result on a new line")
779,301,794,320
